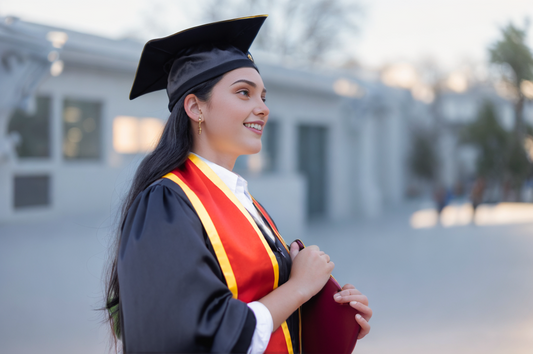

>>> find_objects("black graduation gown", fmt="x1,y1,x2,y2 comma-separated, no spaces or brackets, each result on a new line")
117,178,299,353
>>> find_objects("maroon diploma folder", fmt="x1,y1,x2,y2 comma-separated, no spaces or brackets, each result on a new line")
296,240,361,354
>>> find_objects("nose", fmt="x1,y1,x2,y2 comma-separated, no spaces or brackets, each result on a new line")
253,100,269,118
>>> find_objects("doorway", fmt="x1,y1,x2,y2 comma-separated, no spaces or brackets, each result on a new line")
298,125,328,218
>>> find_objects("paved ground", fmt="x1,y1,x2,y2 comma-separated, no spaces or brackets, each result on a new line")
1,203,532,354
0,212,114,354
304,205,533,354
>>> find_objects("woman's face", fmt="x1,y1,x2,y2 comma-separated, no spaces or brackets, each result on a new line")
197,67,269,161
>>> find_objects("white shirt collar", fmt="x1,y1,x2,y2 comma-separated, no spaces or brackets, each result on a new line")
190,153,275,241
190,153,249,198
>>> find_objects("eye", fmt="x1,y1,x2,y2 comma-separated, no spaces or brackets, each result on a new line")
262,96,267,103
237,89,250,97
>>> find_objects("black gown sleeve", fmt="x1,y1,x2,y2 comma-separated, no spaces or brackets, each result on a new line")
117,179,256,353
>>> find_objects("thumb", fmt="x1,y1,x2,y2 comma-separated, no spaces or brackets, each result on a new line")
289,242,300,261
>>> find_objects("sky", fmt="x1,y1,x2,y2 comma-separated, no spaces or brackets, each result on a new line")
1,0,532,72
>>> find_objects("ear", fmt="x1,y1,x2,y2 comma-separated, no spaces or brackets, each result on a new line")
184,94,203,122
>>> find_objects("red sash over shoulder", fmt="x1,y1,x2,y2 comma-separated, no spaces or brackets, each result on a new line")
163,154,295,354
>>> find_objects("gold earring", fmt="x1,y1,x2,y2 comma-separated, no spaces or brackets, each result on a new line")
198,115,202,135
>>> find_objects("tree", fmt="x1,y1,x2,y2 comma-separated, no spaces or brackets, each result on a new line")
125,0,362,66
461,101,508,181
506,138,531,191
489,21,533,141
409,131,438,182
461,101,532,199
201,0,363,65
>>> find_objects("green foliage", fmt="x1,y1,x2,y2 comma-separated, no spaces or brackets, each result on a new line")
489,22,533,86
461,101,508,179
485,21,533,195
109,302,121,339
409,132,437,181
462,101,532,184
507,139,531,187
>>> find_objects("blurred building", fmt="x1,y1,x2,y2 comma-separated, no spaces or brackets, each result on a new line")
382,58,533,202
435,84,515,188
429,81,531,199
0,16,412,237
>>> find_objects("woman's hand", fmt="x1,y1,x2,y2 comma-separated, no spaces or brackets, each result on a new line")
288,242,334,302
258,242,334,331
333,284,372,339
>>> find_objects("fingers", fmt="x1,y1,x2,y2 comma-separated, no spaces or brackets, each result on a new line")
333,285,372,339
334,288,364,302
334,293,368,306
289,242,300,261
349,301,372,321
318,251,331,263
355,313,371,339
297,245,332,264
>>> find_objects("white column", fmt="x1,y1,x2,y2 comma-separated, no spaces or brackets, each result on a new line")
0,19,59,222
0,131,12,222
278,119,298,175
386,109,405,205
329,110,352,220
359,116,382,218
440,130,457,189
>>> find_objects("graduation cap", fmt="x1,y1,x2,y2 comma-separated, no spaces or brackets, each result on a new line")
129,15,267,111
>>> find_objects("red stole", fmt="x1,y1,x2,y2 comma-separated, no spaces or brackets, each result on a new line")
163,154,294,354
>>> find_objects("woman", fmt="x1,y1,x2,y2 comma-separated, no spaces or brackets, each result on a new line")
105,15,372,353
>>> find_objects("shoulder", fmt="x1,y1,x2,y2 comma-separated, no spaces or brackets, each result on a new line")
144,178,191,204
120,177,203,244
127,177,196,217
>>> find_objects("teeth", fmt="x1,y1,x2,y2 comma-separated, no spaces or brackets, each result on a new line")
244,123,262,131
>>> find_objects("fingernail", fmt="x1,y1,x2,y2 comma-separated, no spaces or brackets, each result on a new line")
334,293,341,299
356,314,362,319
350,301,358,306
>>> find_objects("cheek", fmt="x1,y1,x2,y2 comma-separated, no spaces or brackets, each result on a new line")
208,100,248,133
209,112,243,134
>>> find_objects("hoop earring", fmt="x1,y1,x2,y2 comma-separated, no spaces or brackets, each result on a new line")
198,115,202,135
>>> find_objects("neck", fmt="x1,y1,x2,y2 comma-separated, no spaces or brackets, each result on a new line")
190,147,237,171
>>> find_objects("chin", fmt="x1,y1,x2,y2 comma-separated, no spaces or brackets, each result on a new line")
238,141,262,155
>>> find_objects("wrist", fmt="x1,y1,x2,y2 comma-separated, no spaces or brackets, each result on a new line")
285,278,310,305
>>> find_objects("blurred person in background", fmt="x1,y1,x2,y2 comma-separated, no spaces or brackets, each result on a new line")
103,16,372,353
433,184,450,214
470,177,486,211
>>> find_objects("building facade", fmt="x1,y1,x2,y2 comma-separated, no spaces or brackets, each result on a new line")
0,17,411,238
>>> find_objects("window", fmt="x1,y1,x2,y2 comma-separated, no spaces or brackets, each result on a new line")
8,96,51,158
63,98,102,160
113,116,164,154
262,120,279,172
298,125,328,218
14,175,51,208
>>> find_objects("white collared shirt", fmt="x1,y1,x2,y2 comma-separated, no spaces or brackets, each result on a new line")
191,153,273,354
192,153,274,241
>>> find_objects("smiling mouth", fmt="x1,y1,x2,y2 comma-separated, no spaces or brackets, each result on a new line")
244,123,263,131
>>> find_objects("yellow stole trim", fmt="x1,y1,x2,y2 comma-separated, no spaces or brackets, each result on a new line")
164,155,294,354
281,322,294,354
163,172,239,298
188,154,280,289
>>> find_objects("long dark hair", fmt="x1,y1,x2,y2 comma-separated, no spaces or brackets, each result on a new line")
103,74,223,344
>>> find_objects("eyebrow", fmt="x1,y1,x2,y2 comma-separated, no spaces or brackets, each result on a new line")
231,79,267,94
